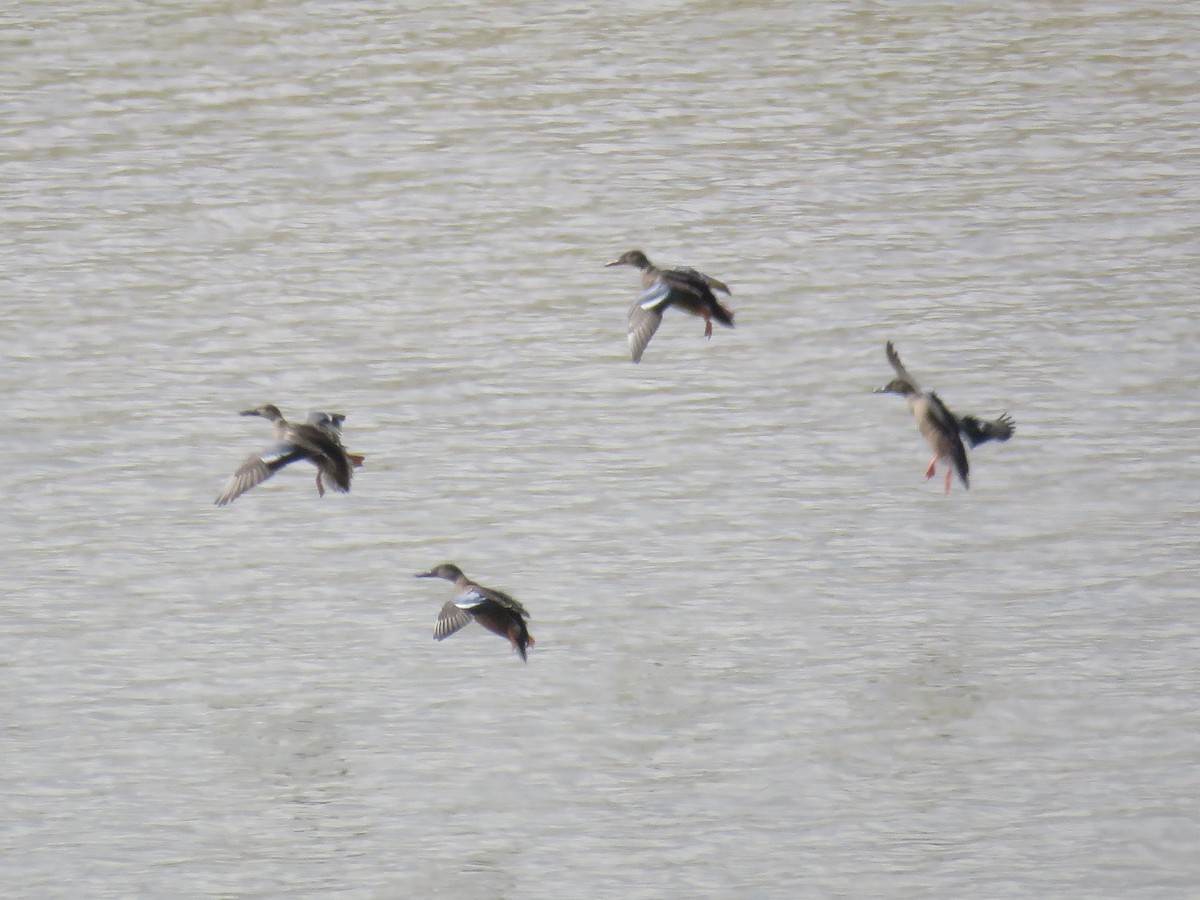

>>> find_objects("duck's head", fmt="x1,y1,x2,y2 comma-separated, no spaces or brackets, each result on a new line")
240,404,284,421
874,379,917,397
605,249,651,270
416,563,465,582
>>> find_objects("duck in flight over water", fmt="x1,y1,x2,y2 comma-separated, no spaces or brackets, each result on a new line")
606,249,735,362
417,563,534,661
875,342,1015,494
215,405,363,506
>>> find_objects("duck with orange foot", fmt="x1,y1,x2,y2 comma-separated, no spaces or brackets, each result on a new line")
306,411,366,496
605,250,734,362
215,404,359,505
875,342,1015,495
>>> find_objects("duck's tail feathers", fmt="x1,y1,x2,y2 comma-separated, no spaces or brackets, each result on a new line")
515,627,534,662
331,466,352,493
955,457,970,490
711,301,735,328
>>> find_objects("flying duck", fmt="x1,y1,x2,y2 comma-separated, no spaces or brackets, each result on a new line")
417,563,534,661
606,250,734,362
875,342,1014,494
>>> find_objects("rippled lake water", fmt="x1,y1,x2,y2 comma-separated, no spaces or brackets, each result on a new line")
2,2,1198,896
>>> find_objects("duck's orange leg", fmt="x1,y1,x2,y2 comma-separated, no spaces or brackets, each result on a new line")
925,457,938,480
943,469,953,495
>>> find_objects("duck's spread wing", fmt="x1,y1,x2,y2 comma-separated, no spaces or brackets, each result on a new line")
289,424,346,460
674,265,731,296
468,588,531,655
307,411,347,432
659,268,710,300
215,457,270,506
628,300,665,363
305,414,364,471
958,412,1016,447
434,601,473,641
482,586,529,619
885,341,920,392
214,442,304,506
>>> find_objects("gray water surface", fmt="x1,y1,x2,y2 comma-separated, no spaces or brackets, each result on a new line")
2,2,1198,897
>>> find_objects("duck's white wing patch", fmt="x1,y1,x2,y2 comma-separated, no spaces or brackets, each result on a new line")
434,601,474,641
259,441,301,466
453,586,488,610
635,281,671,310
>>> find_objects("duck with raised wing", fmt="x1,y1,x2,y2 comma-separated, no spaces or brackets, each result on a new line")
417,563,534,661
875,342,1015,494
215,404,358,506
306,411,366,496
605,249,734,362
